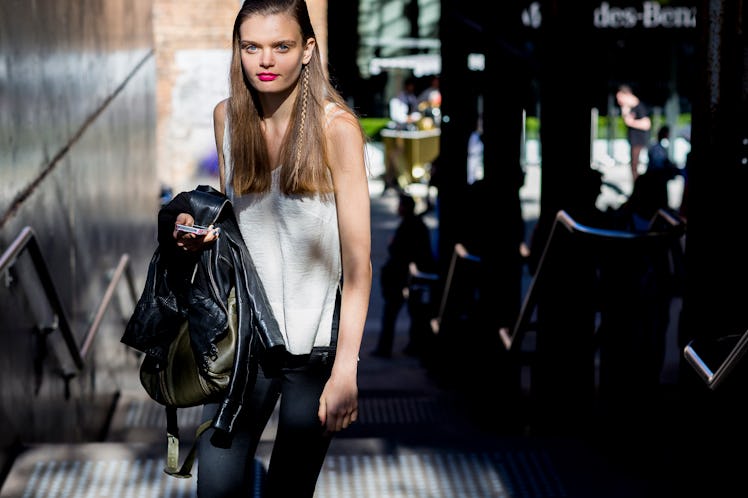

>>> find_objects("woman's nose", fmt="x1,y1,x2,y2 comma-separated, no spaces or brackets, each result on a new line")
260,49,274,67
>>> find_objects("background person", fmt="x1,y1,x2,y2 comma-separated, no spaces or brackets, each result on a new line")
647,124,679,175
616,84,652,183
417,74,442,128
371,193,436,358
382,76,421,194
388,76,421,130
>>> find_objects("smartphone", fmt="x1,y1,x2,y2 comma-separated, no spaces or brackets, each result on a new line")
176,224,210,236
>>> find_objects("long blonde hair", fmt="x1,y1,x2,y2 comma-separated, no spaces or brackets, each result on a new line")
227,0,363,195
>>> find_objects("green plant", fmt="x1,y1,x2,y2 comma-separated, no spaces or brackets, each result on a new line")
525,117,540,140
359,117,391,140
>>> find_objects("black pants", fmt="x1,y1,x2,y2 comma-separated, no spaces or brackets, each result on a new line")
197,356,333,497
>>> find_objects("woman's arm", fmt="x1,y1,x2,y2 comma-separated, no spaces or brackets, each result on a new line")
318,108,372,433
623,112,652,132
623,103,652,132
213,99,228,193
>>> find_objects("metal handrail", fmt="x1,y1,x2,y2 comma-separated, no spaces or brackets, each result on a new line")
0,225,137,371
499,208,686,352
684,332,748,390
429,243,481,335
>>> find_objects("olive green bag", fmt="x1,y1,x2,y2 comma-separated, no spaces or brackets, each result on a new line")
137,287,238,478
138,287,238,408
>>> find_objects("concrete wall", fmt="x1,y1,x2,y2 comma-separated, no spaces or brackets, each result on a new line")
0,0,157,472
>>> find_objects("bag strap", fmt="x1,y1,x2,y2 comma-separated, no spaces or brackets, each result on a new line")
163,405,212,478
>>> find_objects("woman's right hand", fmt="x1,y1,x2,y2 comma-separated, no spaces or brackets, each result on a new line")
173,213,219,252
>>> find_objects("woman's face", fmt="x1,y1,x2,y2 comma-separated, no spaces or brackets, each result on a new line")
238,13,314,95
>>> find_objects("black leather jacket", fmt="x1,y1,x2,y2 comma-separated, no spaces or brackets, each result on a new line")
122,185,286,434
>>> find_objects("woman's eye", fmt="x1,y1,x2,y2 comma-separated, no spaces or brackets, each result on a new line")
243,44,257,53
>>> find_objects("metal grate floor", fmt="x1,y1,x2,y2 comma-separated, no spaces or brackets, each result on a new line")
317,450,567,498
107,392,459,445
0,444,568,498
356,395,449,425
113,393,451,430
2,392,649,497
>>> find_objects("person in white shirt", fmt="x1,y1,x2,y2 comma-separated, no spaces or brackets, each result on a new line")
171,1,372,495
388,76,420,130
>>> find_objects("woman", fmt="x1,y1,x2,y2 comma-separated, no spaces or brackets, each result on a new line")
173,0,371,495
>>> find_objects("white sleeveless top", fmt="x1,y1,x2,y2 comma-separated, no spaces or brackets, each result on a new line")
223,108,342,354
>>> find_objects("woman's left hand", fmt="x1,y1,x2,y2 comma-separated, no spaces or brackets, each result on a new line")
318,373,358,434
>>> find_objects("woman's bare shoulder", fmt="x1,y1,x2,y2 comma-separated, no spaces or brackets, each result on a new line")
324,102,366,176
324,102,361,136
214,98,228,122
